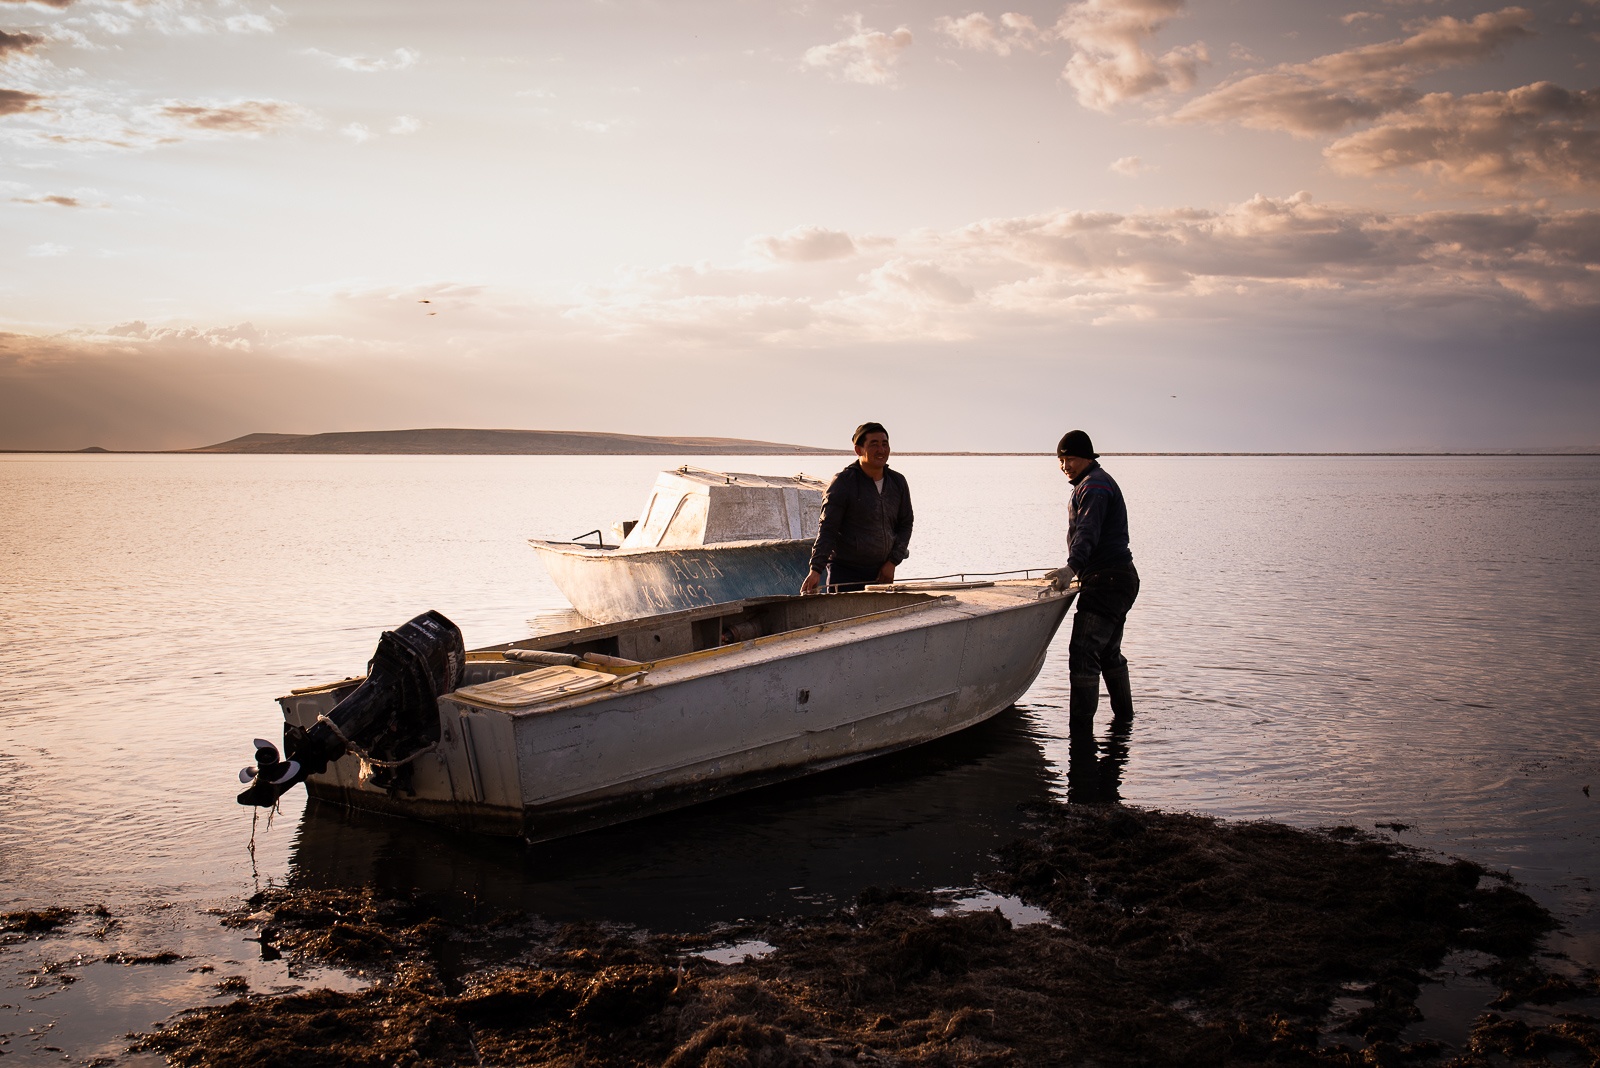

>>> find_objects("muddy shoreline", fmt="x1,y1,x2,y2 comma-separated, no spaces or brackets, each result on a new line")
110,804,1599,1067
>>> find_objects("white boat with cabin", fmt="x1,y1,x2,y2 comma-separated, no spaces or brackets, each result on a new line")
529,467,826,622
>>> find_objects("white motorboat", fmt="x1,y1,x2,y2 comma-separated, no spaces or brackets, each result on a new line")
529,467,826,622
238,579,1074,842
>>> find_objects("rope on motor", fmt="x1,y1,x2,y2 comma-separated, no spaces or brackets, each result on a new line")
315,713,441,770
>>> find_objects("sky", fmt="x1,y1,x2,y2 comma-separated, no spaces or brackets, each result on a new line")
1,0,1597,452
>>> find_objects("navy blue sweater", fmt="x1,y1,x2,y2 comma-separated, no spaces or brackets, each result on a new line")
808,462,913,574
1067,462,1133,576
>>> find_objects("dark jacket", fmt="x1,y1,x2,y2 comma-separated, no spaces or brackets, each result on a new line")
808,462,913,574
1067,461,1133,577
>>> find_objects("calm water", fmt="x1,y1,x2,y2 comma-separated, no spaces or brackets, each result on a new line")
2,453,1597,1062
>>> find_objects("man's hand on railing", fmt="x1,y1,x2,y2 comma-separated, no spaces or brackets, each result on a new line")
1044,567,1077,592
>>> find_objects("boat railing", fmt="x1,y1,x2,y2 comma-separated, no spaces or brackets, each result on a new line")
889,567,1056,584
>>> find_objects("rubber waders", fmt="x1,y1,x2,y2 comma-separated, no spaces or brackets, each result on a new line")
1104,666,1134,722
1069,673,1102,735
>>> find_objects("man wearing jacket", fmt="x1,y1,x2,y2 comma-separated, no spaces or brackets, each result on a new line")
1052,429,1139,733
800,422,913,594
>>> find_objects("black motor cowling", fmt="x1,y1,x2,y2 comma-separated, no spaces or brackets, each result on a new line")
237,610,465,807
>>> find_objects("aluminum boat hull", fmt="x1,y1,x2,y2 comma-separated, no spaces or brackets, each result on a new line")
279,580,1073,841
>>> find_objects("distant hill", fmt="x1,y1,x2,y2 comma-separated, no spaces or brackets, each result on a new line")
187,428,844,455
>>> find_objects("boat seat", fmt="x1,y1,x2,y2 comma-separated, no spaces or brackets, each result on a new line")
452,665,641,711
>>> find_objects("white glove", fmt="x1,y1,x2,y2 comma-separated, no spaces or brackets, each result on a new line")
1045,567,1076,592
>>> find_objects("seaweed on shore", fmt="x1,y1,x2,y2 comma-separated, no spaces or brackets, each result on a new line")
139,805,1597,1067
1,907,76,934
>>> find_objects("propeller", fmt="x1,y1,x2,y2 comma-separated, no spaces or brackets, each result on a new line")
237,737,300,801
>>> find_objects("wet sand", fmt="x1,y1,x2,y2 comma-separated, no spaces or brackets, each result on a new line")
111,804,1599,1067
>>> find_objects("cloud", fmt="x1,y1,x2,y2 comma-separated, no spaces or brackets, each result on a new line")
96,319,268,349
1054,0,1208,110
802,14,913,86
935,11,1047,56
865,258,975,304
49,1,280,39
0,85,316,149
0,11,311,150
143,2,279,37
158,98,309,135
302,47,420,73
0,86,44,114
976,196,1600,313
1109,154,1150,175
0,324,438,451
1173,7,1534,135
11,192,78,205
1326,82,1600,194
28,241,68,255
752,225,857,262
220,12,274,34
389,115,421,135
935,0,1209,106
562,195,1600,354
0,0,73,8
0,29,46,57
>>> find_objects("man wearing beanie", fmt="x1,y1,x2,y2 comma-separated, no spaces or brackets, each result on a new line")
801,422,914,594
1052,430,1139,733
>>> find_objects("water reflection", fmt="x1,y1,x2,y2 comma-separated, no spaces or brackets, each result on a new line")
1066,716,1132,805
286,706,1059,931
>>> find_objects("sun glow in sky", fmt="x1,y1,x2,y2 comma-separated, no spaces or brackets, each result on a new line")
2,0,1597,451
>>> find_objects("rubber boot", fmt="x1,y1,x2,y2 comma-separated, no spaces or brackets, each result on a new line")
1069,673,1101,736
1104,666,1134,723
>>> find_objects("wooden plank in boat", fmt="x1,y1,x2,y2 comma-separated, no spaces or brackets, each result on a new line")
453,665,622,710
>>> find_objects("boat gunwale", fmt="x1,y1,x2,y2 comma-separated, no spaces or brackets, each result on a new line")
451,583,1070,718
286,583,1068,703
528,536,812,557
447,595,958,715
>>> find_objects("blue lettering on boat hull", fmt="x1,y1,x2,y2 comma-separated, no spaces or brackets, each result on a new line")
532,540,813,623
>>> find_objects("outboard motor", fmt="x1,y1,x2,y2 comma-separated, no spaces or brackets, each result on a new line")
237,610,465,807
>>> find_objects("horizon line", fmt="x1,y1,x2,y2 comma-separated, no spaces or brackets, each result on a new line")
5,449,1598,458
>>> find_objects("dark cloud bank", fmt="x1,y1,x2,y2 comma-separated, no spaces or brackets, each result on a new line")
2,302,1596,452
